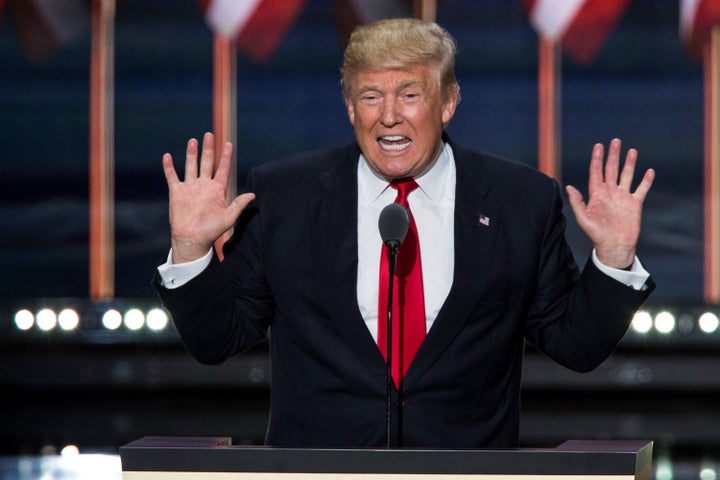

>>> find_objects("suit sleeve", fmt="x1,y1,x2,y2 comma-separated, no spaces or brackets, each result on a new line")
523,179,654,373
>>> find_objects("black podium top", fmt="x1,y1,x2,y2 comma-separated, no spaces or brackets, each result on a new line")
120,436,653,479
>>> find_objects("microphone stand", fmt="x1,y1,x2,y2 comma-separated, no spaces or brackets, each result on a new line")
378,201,409,449
385,242,398,449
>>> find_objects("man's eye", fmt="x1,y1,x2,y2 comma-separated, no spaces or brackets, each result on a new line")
361,95,380,104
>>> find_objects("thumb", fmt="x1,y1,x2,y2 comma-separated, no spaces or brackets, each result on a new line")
565,185,586,220
227,192,256,221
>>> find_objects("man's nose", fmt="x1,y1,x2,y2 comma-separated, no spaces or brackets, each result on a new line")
380,98,402,127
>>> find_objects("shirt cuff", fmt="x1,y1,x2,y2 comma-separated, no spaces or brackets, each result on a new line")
157,248,213,289
591,249,650,291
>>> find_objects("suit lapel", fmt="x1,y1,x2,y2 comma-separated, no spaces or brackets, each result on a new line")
403,146,499,389
309,145,389,378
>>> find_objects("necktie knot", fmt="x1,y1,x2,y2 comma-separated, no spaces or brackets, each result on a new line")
390,178,419,205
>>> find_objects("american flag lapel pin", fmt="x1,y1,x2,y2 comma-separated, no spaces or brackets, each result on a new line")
478,213,490,227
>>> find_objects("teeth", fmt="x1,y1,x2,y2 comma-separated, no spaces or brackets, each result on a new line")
378,136,411,151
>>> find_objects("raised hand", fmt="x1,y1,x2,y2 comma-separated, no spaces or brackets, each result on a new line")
565,138,655,270
163,132,255,264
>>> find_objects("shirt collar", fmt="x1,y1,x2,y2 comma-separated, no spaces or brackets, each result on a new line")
357,142,454,205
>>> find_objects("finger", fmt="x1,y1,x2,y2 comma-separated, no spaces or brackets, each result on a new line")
185,137,199,179
587,143,604,197
604,138,622,185
162,153,180,187
618,148,638,191
632,168,655,202
213,141,234,186
199,132,216,178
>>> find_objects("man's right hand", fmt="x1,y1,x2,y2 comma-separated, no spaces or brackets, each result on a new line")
163,132,256,264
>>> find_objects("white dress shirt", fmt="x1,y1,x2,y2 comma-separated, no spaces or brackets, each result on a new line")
356,142,455,341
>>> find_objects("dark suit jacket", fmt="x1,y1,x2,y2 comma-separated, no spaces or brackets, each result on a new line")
154,136,653,448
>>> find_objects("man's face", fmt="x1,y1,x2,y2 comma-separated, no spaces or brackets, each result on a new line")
345,65,458,180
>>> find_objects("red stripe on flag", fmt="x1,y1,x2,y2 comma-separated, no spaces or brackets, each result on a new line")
234,0,306,63
520,0,537,16
197,0,210,11
11,0,89,62
686,0,720,61
561,0,631,64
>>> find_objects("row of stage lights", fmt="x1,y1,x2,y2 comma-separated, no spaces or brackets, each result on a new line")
4,303,720,339
9,305,170,333
630,310,720,335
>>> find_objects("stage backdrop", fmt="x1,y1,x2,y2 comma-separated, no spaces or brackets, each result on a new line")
0,0,703,303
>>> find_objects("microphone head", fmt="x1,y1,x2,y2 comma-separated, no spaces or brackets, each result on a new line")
378,203,410,248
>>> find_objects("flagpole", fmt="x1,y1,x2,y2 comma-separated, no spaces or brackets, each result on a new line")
212,34,238,260
413,0,436,21
538,36,561,181
89,0,115,299
703,25,720,303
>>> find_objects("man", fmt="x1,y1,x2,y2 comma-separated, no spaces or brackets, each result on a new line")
154,18,655,448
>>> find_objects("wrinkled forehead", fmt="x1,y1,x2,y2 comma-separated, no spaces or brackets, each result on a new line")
344,64,443,98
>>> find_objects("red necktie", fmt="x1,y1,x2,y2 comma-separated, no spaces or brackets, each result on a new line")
378,178,426,388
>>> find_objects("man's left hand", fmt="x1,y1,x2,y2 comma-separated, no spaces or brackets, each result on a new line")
566,138,655,270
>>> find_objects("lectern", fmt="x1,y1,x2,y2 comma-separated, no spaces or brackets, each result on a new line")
120,436,653,480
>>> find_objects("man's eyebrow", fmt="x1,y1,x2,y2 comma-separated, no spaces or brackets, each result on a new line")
397,79,424,89
355,84,381,94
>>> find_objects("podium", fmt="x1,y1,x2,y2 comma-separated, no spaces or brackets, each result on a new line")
120,436,653,480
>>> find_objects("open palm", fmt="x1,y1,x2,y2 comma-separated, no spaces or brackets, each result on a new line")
163,132,255,264
565,138,655,270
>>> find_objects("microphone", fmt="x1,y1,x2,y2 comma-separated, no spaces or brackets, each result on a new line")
379,203,410,251
378,202,410,448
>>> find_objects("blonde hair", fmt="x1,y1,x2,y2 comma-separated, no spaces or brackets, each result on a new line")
340,18,460,102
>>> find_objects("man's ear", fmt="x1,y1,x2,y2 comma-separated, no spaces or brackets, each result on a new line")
441,91,459,126
345,98,356,126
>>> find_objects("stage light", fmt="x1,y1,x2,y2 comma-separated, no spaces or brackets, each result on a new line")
60,445,80,457
14,309,34,331
36,308,57,331
40,444,58,456
699,312,720,334
677,313,694,334
102,309,122,330
146,308,168,331
124,308,145,330
631,311,653,334
654,311,675,334
58,309,80,331
654,457,673,480
700,466,717,480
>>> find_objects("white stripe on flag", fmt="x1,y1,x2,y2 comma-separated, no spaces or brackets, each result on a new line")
206,0,263,38
529,0,586,40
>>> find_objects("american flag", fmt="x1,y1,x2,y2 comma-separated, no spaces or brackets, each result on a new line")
199,0,306,63
4,0,90,62
522,0,631,64
681,0,720,61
